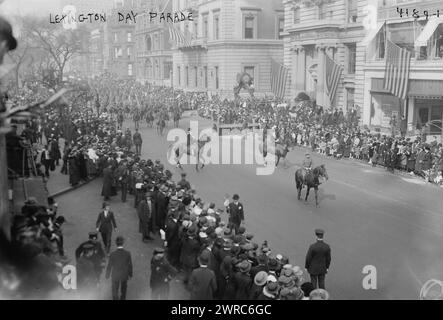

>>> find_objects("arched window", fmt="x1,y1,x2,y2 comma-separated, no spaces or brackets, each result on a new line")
293,7,300,24
146,36,152,51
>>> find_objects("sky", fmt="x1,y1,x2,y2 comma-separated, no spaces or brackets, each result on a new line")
0,0,62,17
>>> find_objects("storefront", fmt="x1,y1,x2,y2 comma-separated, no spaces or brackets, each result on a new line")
407,80,443,142
368,78,402,131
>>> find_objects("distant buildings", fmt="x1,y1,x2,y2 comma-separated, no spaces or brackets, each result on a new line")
171,0,284,98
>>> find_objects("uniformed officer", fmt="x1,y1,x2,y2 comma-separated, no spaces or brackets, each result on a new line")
301,153,314,182
75,232,106,284
150,247,178,300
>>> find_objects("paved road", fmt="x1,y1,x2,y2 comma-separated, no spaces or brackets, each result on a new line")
59,113,443,300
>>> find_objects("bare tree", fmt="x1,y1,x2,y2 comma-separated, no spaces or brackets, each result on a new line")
21,17,85,88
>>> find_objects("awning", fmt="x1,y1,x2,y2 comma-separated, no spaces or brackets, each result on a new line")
361,21,385,46
415,17,443,47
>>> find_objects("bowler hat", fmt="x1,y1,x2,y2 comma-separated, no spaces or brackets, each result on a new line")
153,247,165,255
315,228,325,236
198,251,210,265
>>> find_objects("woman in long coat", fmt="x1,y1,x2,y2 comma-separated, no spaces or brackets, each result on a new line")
101,165,114,200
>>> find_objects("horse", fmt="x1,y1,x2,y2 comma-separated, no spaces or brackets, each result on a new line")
295,165,329,207
170,136,211,171
259,140,291,168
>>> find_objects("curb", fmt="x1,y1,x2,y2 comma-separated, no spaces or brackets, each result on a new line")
50,177,98,198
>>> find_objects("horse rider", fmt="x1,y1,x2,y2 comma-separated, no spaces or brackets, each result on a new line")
302,152,314,183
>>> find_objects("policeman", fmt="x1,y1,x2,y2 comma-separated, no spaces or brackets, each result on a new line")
75,232,106,284
150,247,178,300
302,153,314,182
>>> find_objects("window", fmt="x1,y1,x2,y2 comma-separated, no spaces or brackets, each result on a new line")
127,46,132,58
193,19,198,37
433,27,443,58
347,0,358,23
204,66,208,88
127,32,132,42
164,62,172,79
346,88,355,112
215,66,219,89
203,15,208,38
346,43,356,74
214,15,220,40
194,66,198,87
178,66,181,85
278,17,284,39
146,36,152,51
114,47,122,58
245,16,255,39
114,33,118,43
154,34,158,50
244,66,255,81
293,7,300,24
376,30,385,59
128,64,133,76
185,66,189,87
318,4,326,20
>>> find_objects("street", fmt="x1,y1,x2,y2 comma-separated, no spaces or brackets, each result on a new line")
57,113,443,300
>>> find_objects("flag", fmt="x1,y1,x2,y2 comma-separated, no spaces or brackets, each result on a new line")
169,25,191,47
325,54,343,106
383,39,411,100
270,58,289,99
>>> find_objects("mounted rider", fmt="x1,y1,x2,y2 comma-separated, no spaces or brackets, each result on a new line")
301,152,313,182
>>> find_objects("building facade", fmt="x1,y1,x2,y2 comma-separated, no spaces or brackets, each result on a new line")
171,0,284,98
362,0,443,140
283,0,367,113
104,0,136,78
134,0,173,85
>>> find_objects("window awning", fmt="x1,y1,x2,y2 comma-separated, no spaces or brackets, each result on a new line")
361,22,385,46
415,17,443,47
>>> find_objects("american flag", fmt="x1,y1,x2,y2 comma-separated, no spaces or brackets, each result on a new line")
325,54,343,106
383,39,411,100
169,25,191,47
270,58,289,99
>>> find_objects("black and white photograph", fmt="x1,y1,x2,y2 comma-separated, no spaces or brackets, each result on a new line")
0,0,443,304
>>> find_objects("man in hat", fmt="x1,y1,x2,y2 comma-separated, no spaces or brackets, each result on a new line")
165,210,181,268
177,172,191,191
76,242,97,290
106,236,133,300
305,229,331,290
233,260,253,300
189,251,217,300
96,202,117,254
137,194,154,242
75,231,106,284
301,152,314,183
180,224,201,285
227,194,244,234
133,128,143,156
150,247,178,300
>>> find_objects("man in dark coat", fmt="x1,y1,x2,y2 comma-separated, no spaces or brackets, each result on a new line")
137,194,153,242
101,164,114,201
75,231,106,284
233,260,253,300
189,251,217,300
180,225,201,285
150,247,178,300
156,186,169,231
165,210,181,268
305,229,331,290
106,236,133,300
177,172,191,190
133,128,143,155
96,202,118,254
227,194,244,234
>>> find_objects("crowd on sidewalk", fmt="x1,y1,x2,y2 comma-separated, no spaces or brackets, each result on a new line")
197,98,443,186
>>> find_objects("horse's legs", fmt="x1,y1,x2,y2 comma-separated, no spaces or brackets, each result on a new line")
305,186,310,202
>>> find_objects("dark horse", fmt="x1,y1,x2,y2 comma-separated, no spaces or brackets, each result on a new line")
295,165,329,207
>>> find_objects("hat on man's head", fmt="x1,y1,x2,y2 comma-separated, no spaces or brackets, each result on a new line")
88,231,98,239
237,260,251,274
198,251,210,265
266,282,279,295
116,236,125,246
309,289,330,300
233,194,239,200
254,271,268,286
153,247,165,255
315,228,325,237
